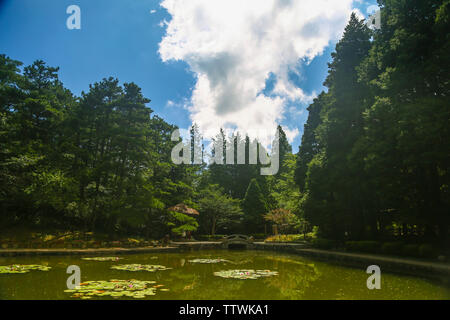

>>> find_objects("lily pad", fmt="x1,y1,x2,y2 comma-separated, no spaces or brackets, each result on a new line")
188,258,230,264
110,264,172,272
81,257,121,262
65,279,162,299
0,265,51,274
213,269,278,280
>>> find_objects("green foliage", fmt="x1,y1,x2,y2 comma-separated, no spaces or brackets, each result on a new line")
311,239,336,250
264,234,302,243
402,244,420,258
213,269,279,280
1,0,448,248
0,55,195,236
268,153,301,213
0,265,51,274
418,244,438,259
64,280,161,299
0,57,299,238
166,211,199,236
196,185,242,235
110,264,172,272
242,179,268,234
381,242,404,255
264,209,300,234
294,1,449,248
345,241,381,254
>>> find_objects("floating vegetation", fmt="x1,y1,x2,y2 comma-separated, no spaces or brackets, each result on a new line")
213,269,278,280
81,257,121,262
111,264,172,272
0,265,51,274
64,279,163,299
227,259,253,265
188,258,230,264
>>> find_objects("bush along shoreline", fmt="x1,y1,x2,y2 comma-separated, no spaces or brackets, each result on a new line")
0,232,163,250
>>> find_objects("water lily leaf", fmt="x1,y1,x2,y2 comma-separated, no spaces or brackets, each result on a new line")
81,257,121,262
66,279,164,299
188,258,230,264
0,265,51,274
110,264,172,272
213,269,278,280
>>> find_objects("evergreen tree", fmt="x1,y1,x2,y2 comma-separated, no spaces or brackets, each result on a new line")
297,13,372,239
242,178,268,234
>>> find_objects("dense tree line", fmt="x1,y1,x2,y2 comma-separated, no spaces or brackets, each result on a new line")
295,0,449,245
0,54,298,238
0,56,196,237
195,124,296,235
1,0,447,246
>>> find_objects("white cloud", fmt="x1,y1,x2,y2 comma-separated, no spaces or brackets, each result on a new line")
165,98,190,110
158,20,168,28
150,9,157,14
159,0,356,146
283,127,300,144
352,8,366,20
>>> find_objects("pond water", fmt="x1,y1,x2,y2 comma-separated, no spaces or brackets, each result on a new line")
0,250,448,300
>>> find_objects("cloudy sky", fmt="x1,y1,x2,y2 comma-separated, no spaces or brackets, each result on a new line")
0,0,377,149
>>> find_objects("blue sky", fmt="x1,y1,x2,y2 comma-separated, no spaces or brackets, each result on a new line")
0,0,377,151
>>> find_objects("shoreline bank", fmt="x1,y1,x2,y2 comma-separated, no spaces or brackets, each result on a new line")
1,241,449,284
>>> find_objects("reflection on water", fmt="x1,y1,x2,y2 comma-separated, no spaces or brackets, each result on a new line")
0,250,448,300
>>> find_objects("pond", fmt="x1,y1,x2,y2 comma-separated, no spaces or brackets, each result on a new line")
0,250,448,300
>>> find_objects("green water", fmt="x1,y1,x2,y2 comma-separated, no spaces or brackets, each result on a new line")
0,250,448,300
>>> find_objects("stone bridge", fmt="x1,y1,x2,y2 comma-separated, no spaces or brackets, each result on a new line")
221,234,255,249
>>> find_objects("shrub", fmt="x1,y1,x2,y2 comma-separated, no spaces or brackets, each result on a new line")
71,240,83,248
250,234,266,240
125,238,140,247
304,232,317,240
345,241,380,254
381,242,404,255
311,238,336,250
265,234,302,243
402,244,420,257
418,244,437,259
